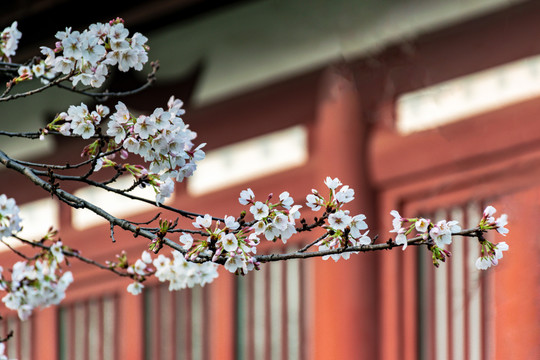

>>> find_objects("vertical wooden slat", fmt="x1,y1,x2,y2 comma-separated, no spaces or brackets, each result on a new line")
7,316,18,359
451,207,465,360
264,266,271,360
462,205,471,360
88,299,98,360
174,290,185,360
254,268,266,360
433,209,449,360
397,253,405,355
102,296,116,360
481,247,494,360
270,261,282,360
202,286,209,360
192,286,202,360
417,244,435,360
235,275,247,360
97,298,103,360
403,238,417,360
446,209,454,360
145,287,159,360
281,261,288,360
185,288,192,360
379,199,402,360
466,203,482,360
159,285,173,360
69,304,76,360
299,255,309,360
171,285,178,360
247,275,255,360
83,302,88,360
286,258,300,360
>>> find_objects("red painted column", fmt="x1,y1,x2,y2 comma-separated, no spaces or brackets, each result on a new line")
493,190,540,360
208,270,235,360
118,291,144,360
33,307,58,360
311,65,378,360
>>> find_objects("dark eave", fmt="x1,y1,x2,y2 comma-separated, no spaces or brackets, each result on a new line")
1,0,251,61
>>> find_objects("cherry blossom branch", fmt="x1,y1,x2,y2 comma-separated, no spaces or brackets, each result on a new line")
256,227,483,263
1,145,498,261
0,329,13,343
35,168,207,220
0,130,43,139
0,136,205,216
0,72,73,102
9,148,121,170
0,147,511,270
54,60,159,101
0,149,182,252
12,235,138,279
0,129,101,140
0,239,39,261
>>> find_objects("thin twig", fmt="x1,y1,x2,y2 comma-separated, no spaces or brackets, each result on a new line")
13,235,135,278
31,168,214,221
298,233,329,252
11,148,120,170
0,73,72,102
0,330,13,343
0,239,38,261
0,150,182,253
110,223,116,243
255,227,484,263
54,61,159,101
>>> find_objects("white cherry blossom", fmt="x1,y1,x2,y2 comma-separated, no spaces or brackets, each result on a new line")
324,176,342,190
239,188,255,205
193,214,212,229
250,201,269,220
328,210,351,231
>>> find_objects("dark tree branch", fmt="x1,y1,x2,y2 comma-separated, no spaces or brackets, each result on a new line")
0,73,73,102
54,61,159,101
12,235,143,279
0,150,183,253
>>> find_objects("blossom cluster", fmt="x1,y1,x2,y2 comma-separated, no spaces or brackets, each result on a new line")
308,177,371,261
389,205,509,269
0,22,21,62
161,177,369,281
46,97,204,204
126,250,218,295
15,18,148,87
1,242,73,321
241,189,301,243
181,213,261,275
390,211,461,251
0,195,22,239
475,205,509,269
0,195,73,321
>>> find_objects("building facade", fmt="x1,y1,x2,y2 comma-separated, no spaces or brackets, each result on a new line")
0,1,539,359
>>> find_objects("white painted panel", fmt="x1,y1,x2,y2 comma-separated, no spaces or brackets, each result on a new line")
397,55,540,134
188,125,307,196
72,175,171,230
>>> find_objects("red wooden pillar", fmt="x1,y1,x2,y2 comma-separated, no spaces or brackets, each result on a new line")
33,307,58,360
208,270,235,360
493,190,540,360
311,65,378,359
118,290,144,360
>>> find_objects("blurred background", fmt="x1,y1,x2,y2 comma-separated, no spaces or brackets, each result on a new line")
0,0,539,359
